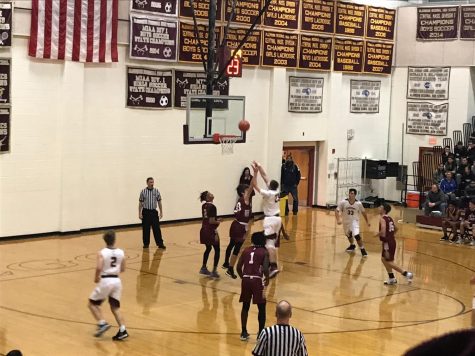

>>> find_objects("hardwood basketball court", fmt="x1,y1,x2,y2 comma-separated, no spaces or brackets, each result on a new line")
0,207,473,355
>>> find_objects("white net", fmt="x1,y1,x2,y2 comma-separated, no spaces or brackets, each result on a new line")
219,135,238,154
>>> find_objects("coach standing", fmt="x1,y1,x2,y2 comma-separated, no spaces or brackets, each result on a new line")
253,300,308,356
139,177,166,249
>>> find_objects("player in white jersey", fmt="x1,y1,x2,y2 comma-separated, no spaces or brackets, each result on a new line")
252,161,289,279
88,230,128,340
335,189,370,257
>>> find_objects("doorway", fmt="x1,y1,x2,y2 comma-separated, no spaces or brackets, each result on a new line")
282,146,315,206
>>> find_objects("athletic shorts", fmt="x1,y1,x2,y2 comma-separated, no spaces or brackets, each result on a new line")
200,227,219,245
264,216,281,237
230,220,247,243
239,277,265,304
343,219,360,237
382,240,396,262
89,277,122,302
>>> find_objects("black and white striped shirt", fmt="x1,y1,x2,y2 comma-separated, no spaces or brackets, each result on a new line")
139,188,161,210
253,324,308,356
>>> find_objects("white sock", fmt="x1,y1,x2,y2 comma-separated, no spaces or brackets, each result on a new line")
119,325,126,332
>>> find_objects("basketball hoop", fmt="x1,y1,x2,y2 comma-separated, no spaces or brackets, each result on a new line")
213,133,238,154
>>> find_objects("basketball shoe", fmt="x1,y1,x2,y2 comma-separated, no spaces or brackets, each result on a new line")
384,278,398,285
240,331,250,341
94,323,111,337
112,329,129,341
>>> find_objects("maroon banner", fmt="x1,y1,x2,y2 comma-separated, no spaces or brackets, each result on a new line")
131,0,178,17
264,0,300,30
364,41,393,75
130,16,178,61
262,30,298,68
225,28,261,66
461,6,475,39
174,70,229,109
127,67,173,109
301,0,334,33
417,6,459,40
179,22,221,63
298,34,332,70
180,0,222,20
366,6,396,41
225,0,262,25
0,107,9,152
335,1,366,37
333,38,363,73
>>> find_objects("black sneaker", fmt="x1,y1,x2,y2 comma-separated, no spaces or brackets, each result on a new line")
449,236,458,243
361,249,368,258
240,331,250,341
225,269,237,279
440,236,449,241
345,244,356,253
158,244,166,249
221,263,229,270
112,329,129,341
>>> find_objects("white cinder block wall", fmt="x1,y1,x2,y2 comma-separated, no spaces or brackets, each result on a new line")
1,2,475,236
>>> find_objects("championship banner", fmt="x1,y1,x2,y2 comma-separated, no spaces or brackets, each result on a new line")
335,1,366,37
126,67,173,109
461,6,475,39
0,58,10,105
288,76,324,113
350,80,380,114
261,31,298,68
180,0,222,20
364,41,393,75
407,67,450,100
264,0,299,30
225,28,261,66
0,2,12,47
406,102,448,136
130,16,178,61
0,107,10,152
174,70,229,109
298,34,332,71
333,38,363,73
417,6,459,40
301,0,335,34
366,6,396,41
131,0,178,17
225,0,262,25
179,23,221,63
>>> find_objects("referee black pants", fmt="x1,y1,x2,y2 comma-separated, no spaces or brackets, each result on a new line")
142,209,164,247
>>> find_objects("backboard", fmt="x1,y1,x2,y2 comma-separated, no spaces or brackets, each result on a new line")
183,95,246,144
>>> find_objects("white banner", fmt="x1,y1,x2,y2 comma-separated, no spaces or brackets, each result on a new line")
407,67,450,100
406,102,448,136
350,80,381,113
288,76,324,113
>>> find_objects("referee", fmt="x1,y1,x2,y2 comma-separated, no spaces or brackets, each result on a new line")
253,300,308,356
139,177,166,249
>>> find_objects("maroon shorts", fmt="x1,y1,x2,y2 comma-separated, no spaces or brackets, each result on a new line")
200,227,218,245
239,277,265,304
382,240,396,261
230,221,247,243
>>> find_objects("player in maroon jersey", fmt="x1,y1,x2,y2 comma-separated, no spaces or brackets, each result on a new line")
458,199,475,245
378,203,413,285
222,179,255,279
199,191,221,279
236,231,270,341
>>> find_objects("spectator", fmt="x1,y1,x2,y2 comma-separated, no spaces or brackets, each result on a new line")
253,300,308,356
433,163,445,184
468,142,475,163
441,146,452,164
463,181,475,208
281,156,301,215
440,201,460,241
404,329,475,356
444,156,456,175
458,165,475,194
456,157,469,176
440,171,457,200
454,141,467,161
239,167,255,199
424,184,446,216
6,351,22,356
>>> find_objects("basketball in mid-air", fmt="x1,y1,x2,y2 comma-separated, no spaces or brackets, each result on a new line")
238,119,250,132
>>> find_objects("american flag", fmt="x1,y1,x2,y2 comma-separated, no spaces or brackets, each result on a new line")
29,0,118,63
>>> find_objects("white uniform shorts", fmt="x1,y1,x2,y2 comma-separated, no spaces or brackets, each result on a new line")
263,216,282,237
89,277,122,302
343,219,360,237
